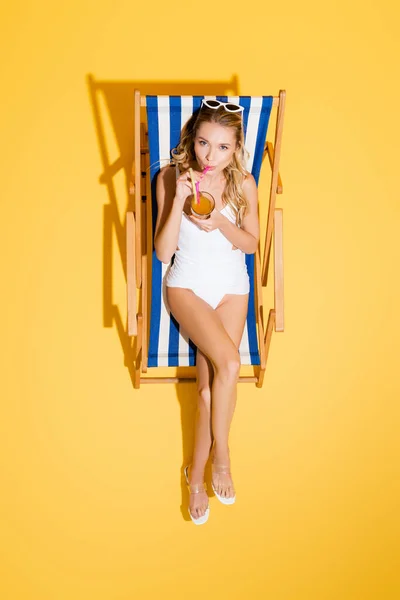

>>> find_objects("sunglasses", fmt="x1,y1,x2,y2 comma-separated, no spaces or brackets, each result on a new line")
201,99,244,113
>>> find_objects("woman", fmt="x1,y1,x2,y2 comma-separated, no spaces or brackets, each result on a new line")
154,100,259,524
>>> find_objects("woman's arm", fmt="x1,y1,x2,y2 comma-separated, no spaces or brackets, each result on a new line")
191,174,260,254
154,165,199,263
219,174,259,253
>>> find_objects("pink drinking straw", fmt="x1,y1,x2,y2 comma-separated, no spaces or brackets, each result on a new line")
195,166,211,204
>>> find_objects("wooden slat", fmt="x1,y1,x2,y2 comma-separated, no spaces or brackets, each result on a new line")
142,253,148,372
140,122,147,200
254,248,266,371
255,248,266,388
265,142,283,193
274,209,284,332
257,308,275,389
140,377,258,384
134,89,142,288
142,146,151,373
126,211,137,336
262,89,286,286
257,309,275,390
140,96,280,107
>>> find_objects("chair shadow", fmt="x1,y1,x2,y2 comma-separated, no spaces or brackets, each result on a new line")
87,74,240,521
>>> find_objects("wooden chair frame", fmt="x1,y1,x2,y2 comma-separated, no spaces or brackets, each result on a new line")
127,90,286,388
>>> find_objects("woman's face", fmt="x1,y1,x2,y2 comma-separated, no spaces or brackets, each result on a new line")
194,121,238,174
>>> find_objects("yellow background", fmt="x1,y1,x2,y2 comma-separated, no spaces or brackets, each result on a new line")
1,1,399,598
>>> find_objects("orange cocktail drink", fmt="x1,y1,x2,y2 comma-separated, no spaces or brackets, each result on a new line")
190,191,215,219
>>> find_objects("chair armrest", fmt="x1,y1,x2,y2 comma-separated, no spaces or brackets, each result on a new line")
126,211,137,336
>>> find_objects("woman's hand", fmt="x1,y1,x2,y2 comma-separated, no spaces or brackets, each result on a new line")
175,169,202,204
189,209,225,232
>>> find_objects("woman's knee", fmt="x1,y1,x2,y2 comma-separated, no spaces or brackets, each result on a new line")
214,351,240,381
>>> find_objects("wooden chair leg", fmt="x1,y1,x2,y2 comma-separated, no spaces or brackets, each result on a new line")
134,314,143,389
256,309,275,388
256,365,265,389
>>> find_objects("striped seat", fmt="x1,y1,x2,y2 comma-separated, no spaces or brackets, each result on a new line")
146,96,273,367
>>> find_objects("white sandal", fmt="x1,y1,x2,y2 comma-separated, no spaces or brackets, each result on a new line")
184,465,210,525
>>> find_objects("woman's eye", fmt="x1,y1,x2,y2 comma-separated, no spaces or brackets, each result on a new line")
220,145,228,151
198,140,207,146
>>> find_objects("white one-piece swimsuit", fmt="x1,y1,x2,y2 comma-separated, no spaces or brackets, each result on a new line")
165,179,250,310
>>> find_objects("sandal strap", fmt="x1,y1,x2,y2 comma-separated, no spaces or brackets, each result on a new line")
187,482,208,494
212,463,231,475
184,465,207,494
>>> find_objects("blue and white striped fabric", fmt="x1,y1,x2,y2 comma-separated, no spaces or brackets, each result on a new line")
146,96,273,367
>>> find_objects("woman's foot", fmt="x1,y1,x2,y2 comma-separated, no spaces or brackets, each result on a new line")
211,449,236,504
184,465,209,522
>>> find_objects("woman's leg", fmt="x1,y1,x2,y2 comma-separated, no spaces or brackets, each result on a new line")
167,287,248,513
212,293,249,498
193,350,214,473
188,350,214,519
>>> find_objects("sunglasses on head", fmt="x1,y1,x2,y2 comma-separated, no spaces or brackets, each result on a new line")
201,99,244,113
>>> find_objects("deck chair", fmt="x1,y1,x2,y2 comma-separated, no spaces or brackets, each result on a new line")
127,91,285,388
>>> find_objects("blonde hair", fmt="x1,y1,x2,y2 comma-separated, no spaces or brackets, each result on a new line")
171,105,250,226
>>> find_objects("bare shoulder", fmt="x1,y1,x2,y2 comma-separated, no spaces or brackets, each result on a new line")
242,173,258,209
156,164,177,204
158,163,177,184
241,172,259,239
243,172,257,192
